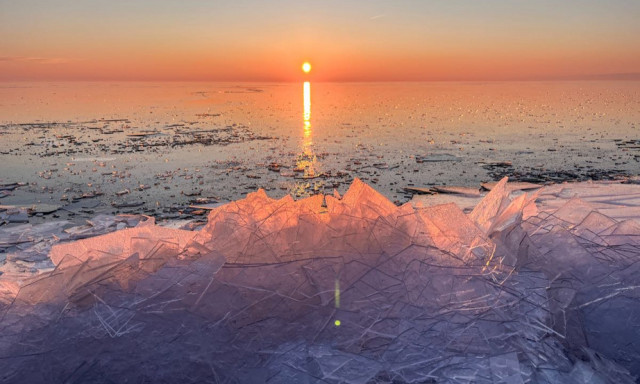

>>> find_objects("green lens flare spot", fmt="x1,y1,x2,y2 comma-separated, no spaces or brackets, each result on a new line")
334,320,341,326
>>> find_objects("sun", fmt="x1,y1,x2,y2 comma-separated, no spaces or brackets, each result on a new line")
302,62,311,73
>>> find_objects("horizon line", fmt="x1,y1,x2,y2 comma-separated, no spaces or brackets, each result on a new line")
2,73,640,83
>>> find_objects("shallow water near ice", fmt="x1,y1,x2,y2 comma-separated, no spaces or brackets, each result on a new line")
0,81,639,225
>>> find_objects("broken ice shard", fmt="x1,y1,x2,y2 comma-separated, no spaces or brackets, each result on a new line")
0,178,638,383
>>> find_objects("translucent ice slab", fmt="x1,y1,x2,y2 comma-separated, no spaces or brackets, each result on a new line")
0,178,639,383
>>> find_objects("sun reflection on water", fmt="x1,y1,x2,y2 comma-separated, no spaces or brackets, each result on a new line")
292,81,322,197
303,81,311,122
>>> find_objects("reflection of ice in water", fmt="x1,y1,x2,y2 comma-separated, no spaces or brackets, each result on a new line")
293,81,323,196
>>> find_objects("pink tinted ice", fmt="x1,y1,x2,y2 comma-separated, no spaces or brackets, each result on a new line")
0,178,638,383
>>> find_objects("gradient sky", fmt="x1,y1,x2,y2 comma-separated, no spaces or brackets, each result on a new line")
1,0,639,81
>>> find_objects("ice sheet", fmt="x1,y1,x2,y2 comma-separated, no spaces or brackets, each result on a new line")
0,178,639,383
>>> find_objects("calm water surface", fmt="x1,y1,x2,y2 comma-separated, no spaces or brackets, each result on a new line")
0,81,638,219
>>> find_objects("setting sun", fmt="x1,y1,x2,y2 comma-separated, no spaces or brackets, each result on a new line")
302,62,311,74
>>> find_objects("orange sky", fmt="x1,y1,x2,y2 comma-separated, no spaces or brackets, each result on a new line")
1,1,639,81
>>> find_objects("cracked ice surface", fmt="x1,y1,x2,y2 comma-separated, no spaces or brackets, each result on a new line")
0,178,640,383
